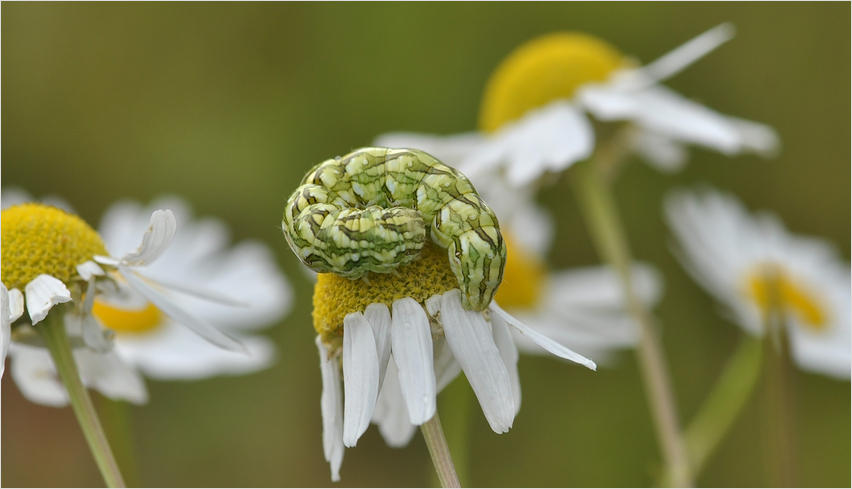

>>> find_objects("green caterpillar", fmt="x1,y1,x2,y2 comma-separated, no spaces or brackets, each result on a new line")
282,147,506,312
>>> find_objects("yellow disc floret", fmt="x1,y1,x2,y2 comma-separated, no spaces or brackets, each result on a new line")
92,300,164,334
746,263,827,331
479,32,626,133
494,232,547,310
2,203,108,291
313,242,459,344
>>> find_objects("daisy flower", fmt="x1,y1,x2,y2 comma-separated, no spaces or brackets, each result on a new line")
376,23,779,187
311,242,596,481
2,191,291,406
664,187,850,379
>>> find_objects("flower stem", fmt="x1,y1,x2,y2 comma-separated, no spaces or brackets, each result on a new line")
572,158,692,487
421,412,461,488
680,335,763,481
97,396,142,487
36,314,126,488
436,378,472,486
761,325,798,487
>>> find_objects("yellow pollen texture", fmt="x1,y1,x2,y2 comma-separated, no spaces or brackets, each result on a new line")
313,242,459,343
92,300,164,334
747,266,827,331
494,232,546,310
479,32,625,133
1,204,108,291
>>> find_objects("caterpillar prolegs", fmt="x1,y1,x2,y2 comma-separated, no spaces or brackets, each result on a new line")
282,147,507,311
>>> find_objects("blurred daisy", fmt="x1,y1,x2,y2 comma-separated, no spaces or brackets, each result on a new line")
2,191,292,405
311,243,595,481
377,23,779,186
665,188,850,379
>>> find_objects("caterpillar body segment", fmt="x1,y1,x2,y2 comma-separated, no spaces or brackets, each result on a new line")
283,147,507,311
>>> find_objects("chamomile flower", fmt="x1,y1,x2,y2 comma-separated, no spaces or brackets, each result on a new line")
665,188,850,379
312,243,595,481
2,191,290,406
376,23,779,187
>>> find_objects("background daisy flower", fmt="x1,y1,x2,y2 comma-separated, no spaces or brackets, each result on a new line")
376,23,779,187
665,187,850,379
2,191,293,405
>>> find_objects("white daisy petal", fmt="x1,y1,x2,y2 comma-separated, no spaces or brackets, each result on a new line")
116,324,276,380
24,274,73,325
316,336,344,482
116,266,246,353
76,261,105,281
364,303,392,390
390,297,436,425
1,284,11,378
491,301,597,371
490,312,522,416
77,279,114,353
118,209,177,266
75,349,149,404
342,312,380,447
373,131,487,168
8,288,24,323
632,131,689,173
371,355,418,448
441,290,514,433
725,116,781,157
9,344,70,406
432,336,462,393
640,23,736,85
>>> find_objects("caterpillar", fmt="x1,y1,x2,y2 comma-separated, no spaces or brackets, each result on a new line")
282,147,507,312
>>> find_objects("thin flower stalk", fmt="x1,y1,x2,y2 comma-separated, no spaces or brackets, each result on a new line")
571,145,691,487
761,314,798,487
35,313,126,488
420,412,461,488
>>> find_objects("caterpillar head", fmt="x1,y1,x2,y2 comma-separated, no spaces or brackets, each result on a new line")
448,227,507,312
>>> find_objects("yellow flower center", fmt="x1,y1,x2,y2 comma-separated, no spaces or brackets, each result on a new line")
92,299,164,334
1,203,108,291
494,232,547,310
479,32,627,133
313,242,459,345
745,263,827,331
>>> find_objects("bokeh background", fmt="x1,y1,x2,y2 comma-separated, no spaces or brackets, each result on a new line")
2,3,849,487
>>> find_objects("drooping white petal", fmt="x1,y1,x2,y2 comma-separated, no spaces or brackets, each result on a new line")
8,288,24,322
371,355,418,448
116,209,177,266
316,336,344,482
640,23,736,86
342,312,380,447
364,303,392,390
77,279,114,352
1,284,11,378
491,301,597,371
9,344,70,406
432,336,462,393
116,266,246,353
76,261,105,281
490,313,522,415
140,277,249,307
390,298,436,425
632,131,688,173
24,274,73,324
441,290,514,433
75,349,149,404
725,116,781,157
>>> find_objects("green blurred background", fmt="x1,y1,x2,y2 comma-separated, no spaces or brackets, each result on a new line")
2,3,849,487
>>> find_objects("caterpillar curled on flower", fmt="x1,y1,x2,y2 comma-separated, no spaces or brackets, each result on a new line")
282,147,507,311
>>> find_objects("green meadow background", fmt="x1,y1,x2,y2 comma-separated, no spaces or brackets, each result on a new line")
2,3,849,487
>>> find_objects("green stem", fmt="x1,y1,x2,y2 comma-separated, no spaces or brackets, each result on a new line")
761,326,797,487
421,412,461,488
435,377,472,487
681,336,763,480
36,314,126,488
572,158,692,487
